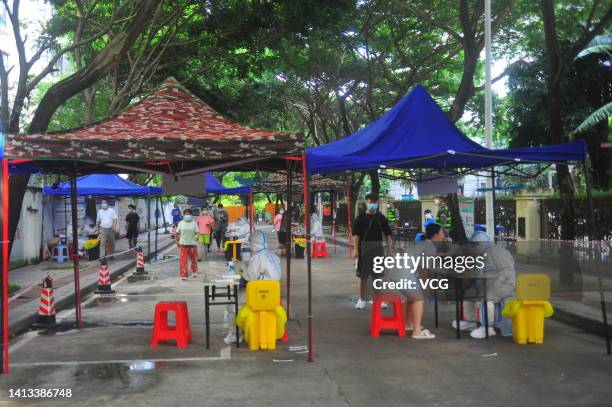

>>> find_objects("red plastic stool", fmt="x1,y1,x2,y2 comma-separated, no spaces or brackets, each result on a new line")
312,242,328,258
370,294,405,337
151,301,192,348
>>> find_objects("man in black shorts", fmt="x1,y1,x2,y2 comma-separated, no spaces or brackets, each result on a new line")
352,193,393,309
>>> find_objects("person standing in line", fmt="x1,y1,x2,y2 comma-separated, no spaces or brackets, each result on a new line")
352,193,393,309
96,199,118,258
171,203,182,226
273,207,286,256
125,204,140,249
196,208,215,261
214,203,229,251
175,209,199,280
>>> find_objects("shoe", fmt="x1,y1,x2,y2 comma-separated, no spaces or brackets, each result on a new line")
470,326,496,339
223,332,244,344
192,273,198,278
181,277,188,281
451,320,477,331
412,329,436,339
381,302,389,310
355,299,366,309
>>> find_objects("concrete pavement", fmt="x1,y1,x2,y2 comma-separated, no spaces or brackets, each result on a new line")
0,226,611,407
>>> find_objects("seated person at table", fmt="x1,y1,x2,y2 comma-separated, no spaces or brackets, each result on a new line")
452,231,516,339
401,223,444,339
224,229,282,344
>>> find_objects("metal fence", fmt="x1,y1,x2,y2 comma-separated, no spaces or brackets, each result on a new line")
475,198,516,238
540,197,612,241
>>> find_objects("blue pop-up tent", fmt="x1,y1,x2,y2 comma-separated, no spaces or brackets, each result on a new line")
204,172,251,195
306,85,587,174
44,174,162,196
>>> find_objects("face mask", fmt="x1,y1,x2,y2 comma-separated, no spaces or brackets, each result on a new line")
366,203,378,212
183,215,193,221
279,210,284,214
425,213,432,220
101,204,108,209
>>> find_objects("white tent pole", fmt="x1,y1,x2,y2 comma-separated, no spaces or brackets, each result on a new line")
484,0,495,239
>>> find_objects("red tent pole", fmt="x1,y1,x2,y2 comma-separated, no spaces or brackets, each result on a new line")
1,159,9,373
285,161,292,318
346,188,352,258
332,192,337,254
301,154,314,362
249,190,254,234
69,173,83,328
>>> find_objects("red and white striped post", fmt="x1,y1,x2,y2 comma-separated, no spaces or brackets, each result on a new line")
37,276,57,326
95,257,114,294
135,246,147,274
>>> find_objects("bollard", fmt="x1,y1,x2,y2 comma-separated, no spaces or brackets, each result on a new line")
37,275,58,326
95,257,115,294
135,246,147,274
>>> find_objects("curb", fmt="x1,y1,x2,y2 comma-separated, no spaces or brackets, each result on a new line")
9,241,175,336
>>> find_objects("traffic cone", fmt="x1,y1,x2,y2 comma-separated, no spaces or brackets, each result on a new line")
135,246,147,274
37,275,57,326
95,257,115,294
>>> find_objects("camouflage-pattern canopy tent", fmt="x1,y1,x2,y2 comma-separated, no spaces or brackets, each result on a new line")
251,172,346,193
5,78,303,175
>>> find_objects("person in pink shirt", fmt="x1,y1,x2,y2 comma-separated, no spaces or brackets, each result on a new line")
273,207,287,256
196,208,215,260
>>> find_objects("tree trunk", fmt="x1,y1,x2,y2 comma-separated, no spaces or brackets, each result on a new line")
6,0,160,256
368,170,380,196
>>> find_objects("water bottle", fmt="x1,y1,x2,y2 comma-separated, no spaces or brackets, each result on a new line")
228,261,236,274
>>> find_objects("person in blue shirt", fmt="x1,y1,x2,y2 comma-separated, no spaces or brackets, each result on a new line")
171,204,182,226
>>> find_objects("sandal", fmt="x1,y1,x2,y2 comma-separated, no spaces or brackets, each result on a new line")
412,329,436,339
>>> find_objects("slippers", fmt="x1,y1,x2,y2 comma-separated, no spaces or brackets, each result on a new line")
412,329,436,339
405,325,424,332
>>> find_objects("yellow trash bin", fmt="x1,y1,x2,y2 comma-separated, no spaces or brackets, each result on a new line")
237,281,287,350
503,274,554,345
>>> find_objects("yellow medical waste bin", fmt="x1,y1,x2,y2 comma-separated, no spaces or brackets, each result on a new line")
237,281,287,350
503,274,554,345
246,280,280,311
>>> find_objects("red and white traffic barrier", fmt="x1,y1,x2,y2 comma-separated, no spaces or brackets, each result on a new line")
37,276,57,326
135,246,147,274
95,257,114,294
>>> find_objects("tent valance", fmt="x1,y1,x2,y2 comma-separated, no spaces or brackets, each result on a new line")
251,172,346,193
44,174,161,196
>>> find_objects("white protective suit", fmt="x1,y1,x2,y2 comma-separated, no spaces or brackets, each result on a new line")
235,216,251,245
224,229,282,343
455,231,516,338
310,212,324,241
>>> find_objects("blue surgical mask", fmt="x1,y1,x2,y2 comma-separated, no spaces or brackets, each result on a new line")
183,215,193,221
101,204,108,209
367,203,378,212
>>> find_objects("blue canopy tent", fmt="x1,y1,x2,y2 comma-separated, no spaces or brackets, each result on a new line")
204,172,251,195
44,174,163,268
44,174,161,196
304,84,607,351
306,85,587,174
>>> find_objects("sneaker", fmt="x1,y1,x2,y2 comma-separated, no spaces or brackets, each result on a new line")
192,273,198,278
355,299,366,309
223,332,236,344
381,302,389,310
470,326,496,339
451,320,477,331
181,277,188,281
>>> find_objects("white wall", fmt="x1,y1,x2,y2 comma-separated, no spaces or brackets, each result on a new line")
9,188,44,267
